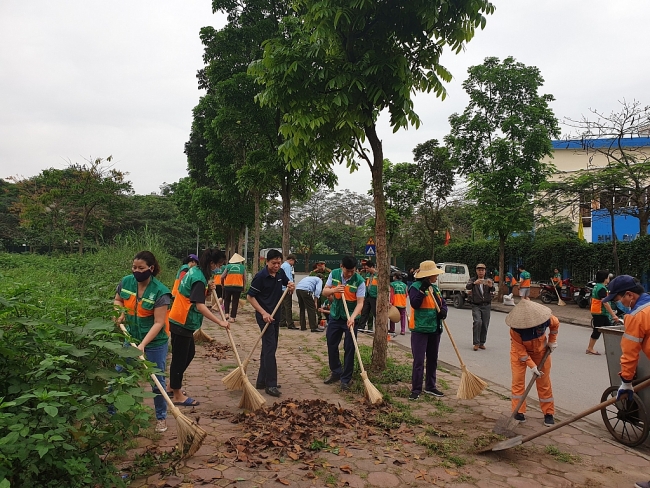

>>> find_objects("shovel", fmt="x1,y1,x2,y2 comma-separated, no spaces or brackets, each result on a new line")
493,347,551,437
552,279,566,306
487,374,650,452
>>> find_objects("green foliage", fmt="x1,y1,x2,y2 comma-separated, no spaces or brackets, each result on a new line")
0,241,176,487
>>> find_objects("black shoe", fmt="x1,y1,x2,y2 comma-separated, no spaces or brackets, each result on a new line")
288,325,299,330
514,413,526,422
423,388,444,397
300,328,307,331
409,392,420,401
256,384,281,390
324,374,341,384
265,387,281,397
340,382,351,392
544,414,555,427
311,329,323,333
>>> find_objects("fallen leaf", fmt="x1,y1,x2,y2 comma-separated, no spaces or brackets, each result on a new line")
444,469,458,476
287,452,299,460
276,479,290,485
339,465,352,474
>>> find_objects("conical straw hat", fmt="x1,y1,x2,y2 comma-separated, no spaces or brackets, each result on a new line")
229,253,245,263
414,260,444,278
505,299,552,329
388,306,401,323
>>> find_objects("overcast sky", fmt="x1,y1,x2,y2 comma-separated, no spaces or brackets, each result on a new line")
2,0,649,196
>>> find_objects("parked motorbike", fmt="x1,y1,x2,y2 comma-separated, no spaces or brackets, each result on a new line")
539,278,584,305
576,281,595,309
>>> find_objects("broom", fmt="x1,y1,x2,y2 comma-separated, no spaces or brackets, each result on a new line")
211,290,266,410
221,288,289,390
430,286,487,400
117,324,207,457
552,278,566,306
193,328,214,343
342,299,383,405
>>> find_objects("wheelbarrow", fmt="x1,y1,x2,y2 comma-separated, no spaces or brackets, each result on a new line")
599,325,650,447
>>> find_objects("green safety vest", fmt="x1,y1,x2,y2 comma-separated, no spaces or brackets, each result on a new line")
409,281,441,334
119,275,170,347
329,268,365,321
169,265,207,332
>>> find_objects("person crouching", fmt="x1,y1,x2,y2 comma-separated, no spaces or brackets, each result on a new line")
505,300,559,427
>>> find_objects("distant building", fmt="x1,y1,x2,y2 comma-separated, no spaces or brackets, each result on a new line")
545,137,650,243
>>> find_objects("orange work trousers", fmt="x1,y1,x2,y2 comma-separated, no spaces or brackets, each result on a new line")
510,337,554,415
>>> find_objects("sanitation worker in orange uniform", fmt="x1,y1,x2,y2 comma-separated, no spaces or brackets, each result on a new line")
506,300,559,427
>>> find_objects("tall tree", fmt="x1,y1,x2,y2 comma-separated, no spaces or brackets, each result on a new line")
447,57,560,298
251,0,494,371
413,139,456,260
11,157,132,254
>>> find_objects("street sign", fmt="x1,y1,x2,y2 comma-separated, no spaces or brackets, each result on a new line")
365,244,376,256
366,238,375,245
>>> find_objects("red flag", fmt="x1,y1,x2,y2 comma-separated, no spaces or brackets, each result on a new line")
444,229,451,246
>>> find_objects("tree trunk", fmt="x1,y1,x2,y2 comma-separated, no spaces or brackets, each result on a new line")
237,225,245,255
431,230,436,260
498,233,506,300
366,124,387,373
281,177,291,258
253,192,261,275
639,208,649,236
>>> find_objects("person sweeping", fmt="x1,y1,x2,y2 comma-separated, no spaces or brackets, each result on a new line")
389,272,408,335
168,248,230,406
407,260,447,400
505,299,559,427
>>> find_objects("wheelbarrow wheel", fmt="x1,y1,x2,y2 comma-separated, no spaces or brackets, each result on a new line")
600,386,649,447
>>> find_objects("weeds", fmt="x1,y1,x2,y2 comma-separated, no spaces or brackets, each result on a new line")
545,445,581,464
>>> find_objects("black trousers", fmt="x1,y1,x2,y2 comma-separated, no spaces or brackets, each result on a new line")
256,316,280,387
326,317,359,384
358,296,376,329
296,289,317,330
223,287,242,318
279,290,295,327
169,331,195,390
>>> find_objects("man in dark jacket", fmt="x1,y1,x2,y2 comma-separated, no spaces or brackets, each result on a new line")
466,263,494,351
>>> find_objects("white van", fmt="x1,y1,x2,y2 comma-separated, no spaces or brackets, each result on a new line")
435,262,471,308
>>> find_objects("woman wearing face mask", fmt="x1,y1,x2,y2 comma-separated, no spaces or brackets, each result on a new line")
168,248,230,406
114,250,172,433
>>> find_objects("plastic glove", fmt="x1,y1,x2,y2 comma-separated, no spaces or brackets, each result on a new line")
617,381,634,402
529,366,542,377
547,342,558,353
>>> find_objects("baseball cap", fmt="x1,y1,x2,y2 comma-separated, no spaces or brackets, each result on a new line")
188,254,199,262
476,263,486,269
602,275,643,303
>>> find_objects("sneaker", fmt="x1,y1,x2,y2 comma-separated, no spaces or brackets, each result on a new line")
514,413,526,422
340,382,351,392
265,387,281,397
409,392,420,401
634,481,650,488
155,420,168,433
544,414,555,427
423,388,444,397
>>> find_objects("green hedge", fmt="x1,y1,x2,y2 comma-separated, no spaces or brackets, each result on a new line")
433,235,650,287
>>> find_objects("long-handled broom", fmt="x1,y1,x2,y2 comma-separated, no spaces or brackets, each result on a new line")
220,288,288,390
429,286,487,400
118,324,207,457
211,290,266,410
342,299,383,405
193,328,214,343
551,278,566,306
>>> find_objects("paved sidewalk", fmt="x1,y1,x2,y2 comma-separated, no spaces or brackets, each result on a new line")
127,304,650,488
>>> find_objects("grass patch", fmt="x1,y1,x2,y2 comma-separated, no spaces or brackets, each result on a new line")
544,445,581,464
427,398,455,417
216,364,236,372
374,401,422,429
437,377,450,390
415,434,467,466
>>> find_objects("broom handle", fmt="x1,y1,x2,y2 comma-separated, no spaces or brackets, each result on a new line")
213,287,289,368
552,279,563,302
118,323,176,410
429,286,467,369
511,347,551,417
519,374,650,445
210,290,245,371
342,297,367,375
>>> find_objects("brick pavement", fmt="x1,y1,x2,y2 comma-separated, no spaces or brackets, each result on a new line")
127,303,650,488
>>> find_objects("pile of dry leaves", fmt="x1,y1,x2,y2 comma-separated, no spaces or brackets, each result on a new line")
216,398,401,466
199,341,231,360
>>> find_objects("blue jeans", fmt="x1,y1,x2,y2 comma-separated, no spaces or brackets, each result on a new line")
114,341,168,420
